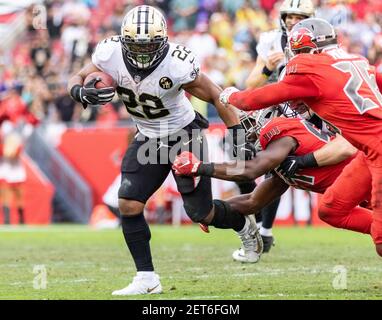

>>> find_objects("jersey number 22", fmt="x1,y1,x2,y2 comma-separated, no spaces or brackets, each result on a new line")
117,87,170,119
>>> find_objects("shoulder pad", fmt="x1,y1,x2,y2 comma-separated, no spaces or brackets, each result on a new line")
259,117,297,148
258,29,281,44
262,117,292,134
168,43,200,84
256,30,282,60
93,36,121,64
285,54,316,75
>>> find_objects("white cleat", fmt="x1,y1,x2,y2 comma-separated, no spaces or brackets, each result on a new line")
232,215,263,263
112,273,162,296
232,248,260,263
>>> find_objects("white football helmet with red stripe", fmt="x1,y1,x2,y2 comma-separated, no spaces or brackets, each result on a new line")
239,107,282,152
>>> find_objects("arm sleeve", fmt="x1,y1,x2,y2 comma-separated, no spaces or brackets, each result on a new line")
228,74,320,111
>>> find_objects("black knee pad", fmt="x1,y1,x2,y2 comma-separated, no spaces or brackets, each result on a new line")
213,199,230,216
209,199,245,231
183,200,212,223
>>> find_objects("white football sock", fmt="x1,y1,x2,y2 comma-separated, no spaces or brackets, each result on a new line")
137,271,155,278
260,227,273,237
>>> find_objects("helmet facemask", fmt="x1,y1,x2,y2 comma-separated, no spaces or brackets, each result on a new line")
239,107,283,152
279,0,315,33
280,13,311,34
280,101,313,120
120,35,168,69
240,111,260,143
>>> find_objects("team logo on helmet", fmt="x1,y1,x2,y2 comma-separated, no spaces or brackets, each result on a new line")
290,27,316,51
289,18,338,55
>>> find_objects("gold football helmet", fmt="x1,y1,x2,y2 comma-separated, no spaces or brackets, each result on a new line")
120,5,168,69
279,0,315,32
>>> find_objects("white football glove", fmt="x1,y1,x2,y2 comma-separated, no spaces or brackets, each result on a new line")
219,87,239,106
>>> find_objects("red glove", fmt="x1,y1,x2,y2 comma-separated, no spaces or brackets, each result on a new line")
172,151,201,176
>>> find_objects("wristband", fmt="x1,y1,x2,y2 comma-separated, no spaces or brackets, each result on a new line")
298,152,318,168
197,163,215,176
262,66,273,77
70,85,82,102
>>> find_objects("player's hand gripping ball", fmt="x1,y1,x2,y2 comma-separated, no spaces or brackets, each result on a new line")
80,72,116,106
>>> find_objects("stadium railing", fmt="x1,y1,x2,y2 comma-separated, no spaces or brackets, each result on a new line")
25,127,93,223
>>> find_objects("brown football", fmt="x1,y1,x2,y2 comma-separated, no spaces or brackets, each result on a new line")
84,71,116,89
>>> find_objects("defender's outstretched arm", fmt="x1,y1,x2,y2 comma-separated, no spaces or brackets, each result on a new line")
173,136,297,181
226,175,289,215
313,134,357,166
222,74,320,111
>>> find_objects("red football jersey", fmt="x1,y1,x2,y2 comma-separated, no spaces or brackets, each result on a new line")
259,117,355,194
229,47,382,164
376,71,382,93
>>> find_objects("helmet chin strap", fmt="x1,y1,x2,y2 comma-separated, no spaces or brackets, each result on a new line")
280,18,288,33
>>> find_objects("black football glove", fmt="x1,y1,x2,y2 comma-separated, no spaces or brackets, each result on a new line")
70,77,115,108
228,124,256,160
278,153,318,178
277,155,299,178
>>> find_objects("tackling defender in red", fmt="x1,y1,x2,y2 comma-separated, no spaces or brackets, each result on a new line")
219,18,382,257
173,107,374,261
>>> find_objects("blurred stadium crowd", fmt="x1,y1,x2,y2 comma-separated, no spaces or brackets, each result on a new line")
0,0,381,126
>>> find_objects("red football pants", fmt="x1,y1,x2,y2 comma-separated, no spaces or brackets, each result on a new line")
366,159,382,245
319,153,373,237
338,126,382,251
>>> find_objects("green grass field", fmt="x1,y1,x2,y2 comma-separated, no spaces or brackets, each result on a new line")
0,225,381,300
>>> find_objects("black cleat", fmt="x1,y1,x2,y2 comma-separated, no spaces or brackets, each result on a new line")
261,235,275,253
